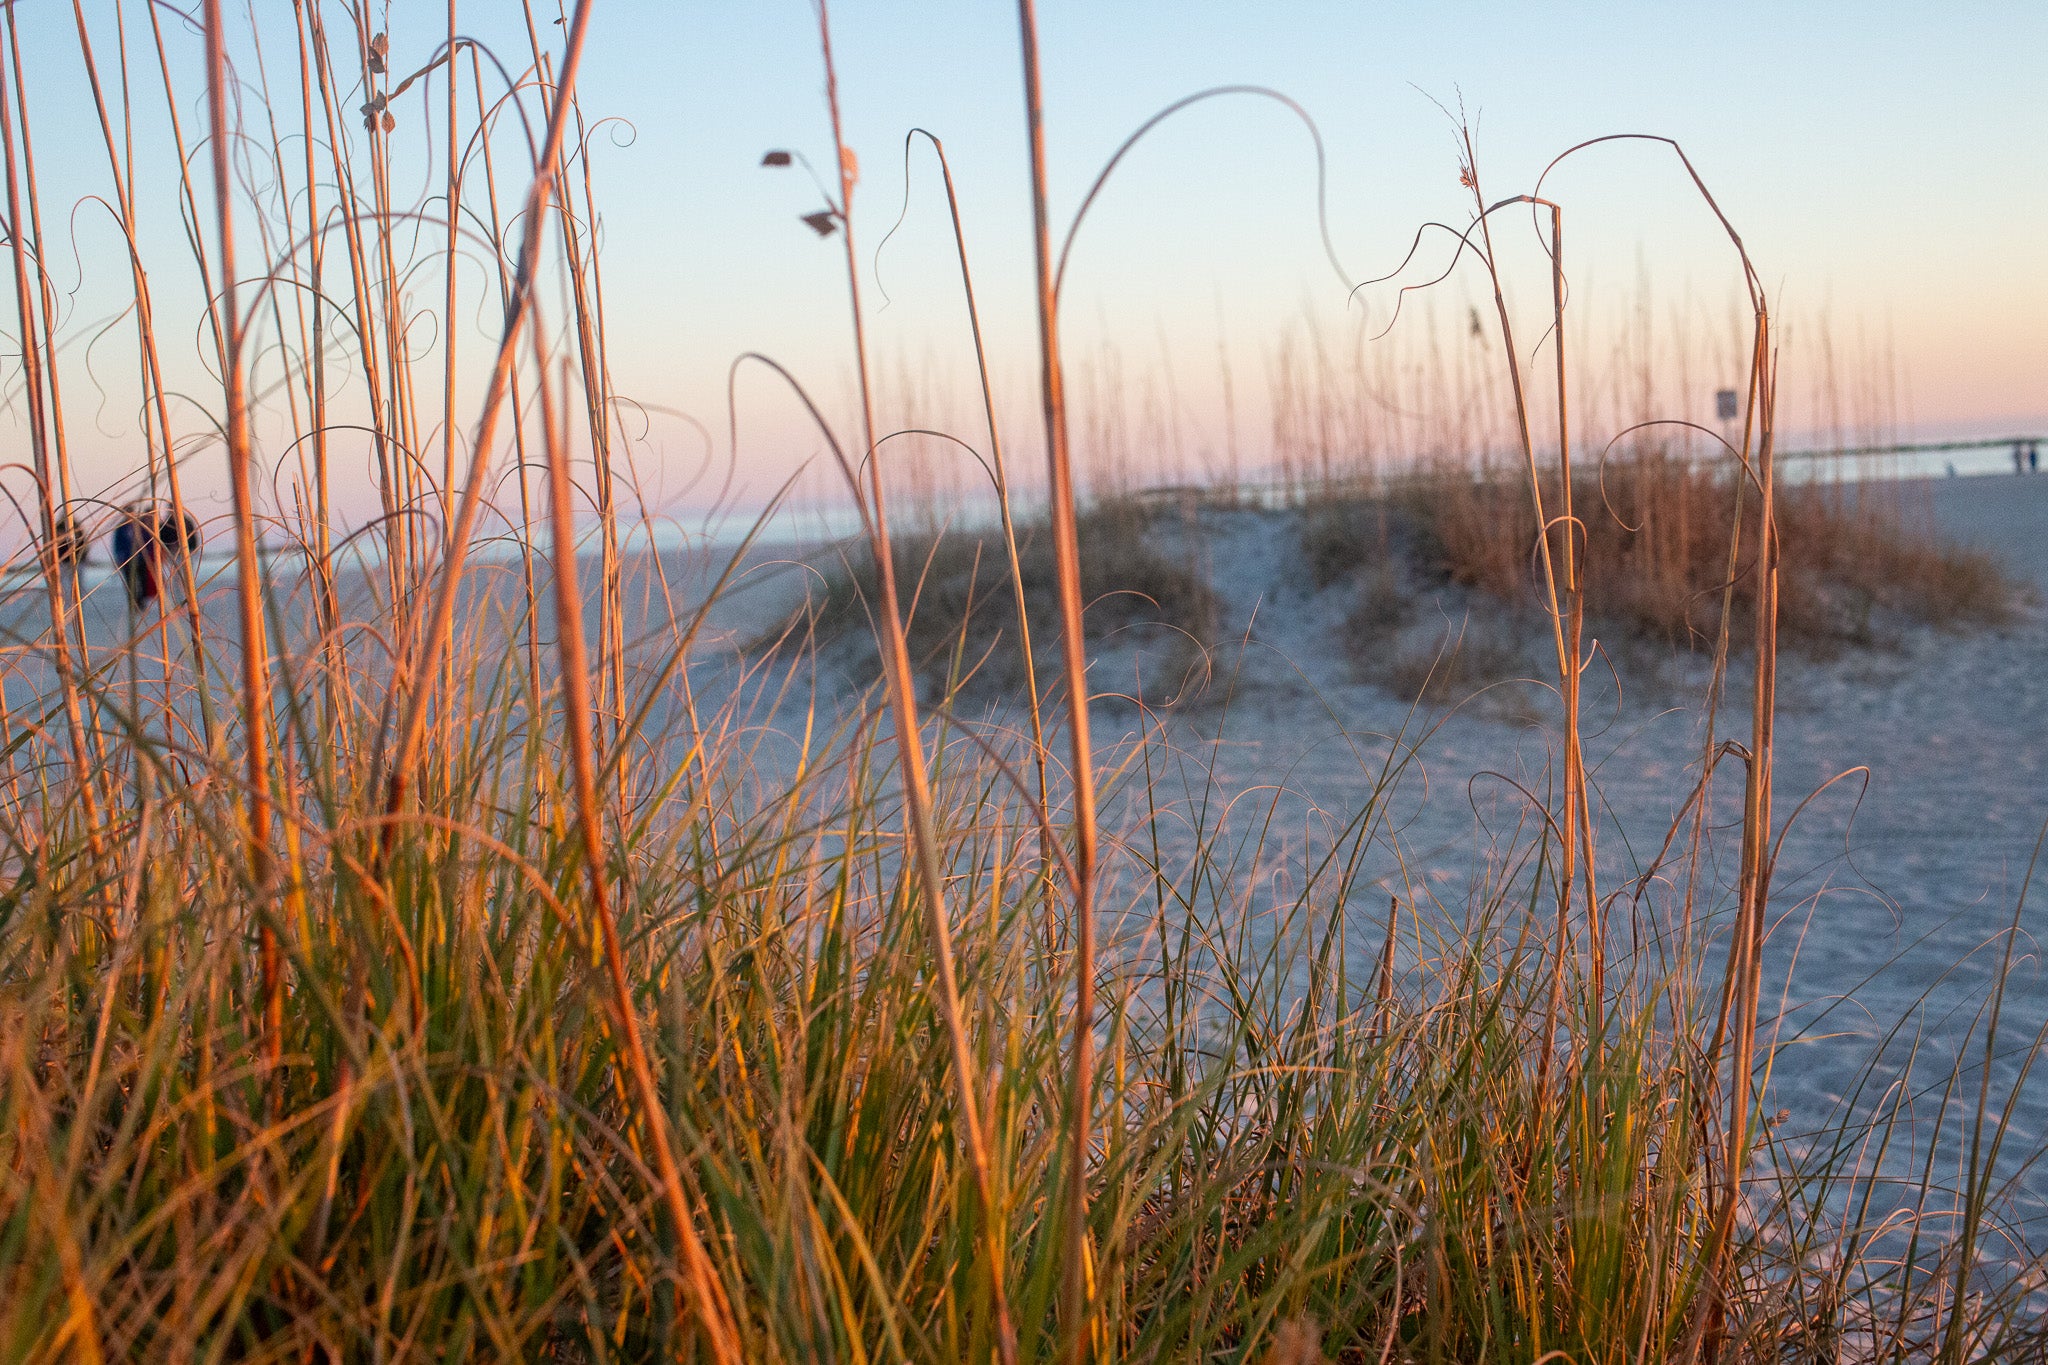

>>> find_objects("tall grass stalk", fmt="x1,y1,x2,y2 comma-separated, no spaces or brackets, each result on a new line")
905,126,1054,878
1461,161,1593,1100
538,343,740,1361
375,0,596,857
813,10,1019,1361
0,14,104,870
201,0,280,1072
1015,4,1104,1357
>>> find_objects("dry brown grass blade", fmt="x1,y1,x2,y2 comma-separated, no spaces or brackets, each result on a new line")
0,12,106,873
909,126,1054,883
814,10,1019,1362
1459,137,1590,1141
201,0,280,1072
1376,896,1399,1035
1015,3,1102,1359
1694,320,1779,1364
1544,204,1602,1014
92,5,222,743
537,345,741,1364
375,0,596,866
3,17,118,819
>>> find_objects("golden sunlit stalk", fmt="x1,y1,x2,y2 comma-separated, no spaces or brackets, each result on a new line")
1015,4,1102,1358
200,0,280,1070
814,9,1018,1361
376,0,597,863
537,335,741,1365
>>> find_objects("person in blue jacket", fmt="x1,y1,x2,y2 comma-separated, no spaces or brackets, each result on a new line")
111,504,201,611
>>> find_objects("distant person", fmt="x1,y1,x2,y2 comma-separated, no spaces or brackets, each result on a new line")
111,503,201,611
1947,461,1958,478
2016,443,2027,474
2031,442,2040,473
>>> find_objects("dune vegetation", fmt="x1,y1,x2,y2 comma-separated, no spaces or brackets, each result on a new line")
800,452,2020,709
0,3,2042,1363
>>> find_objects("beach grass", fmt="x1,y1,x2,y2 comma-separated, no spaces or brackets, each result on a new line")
788,499,1218,698
1408,451,2018,652
0,3,2043,1362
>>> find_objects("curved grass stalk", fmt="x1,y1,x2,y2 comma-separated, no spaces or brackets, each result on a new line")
904,126,1054,898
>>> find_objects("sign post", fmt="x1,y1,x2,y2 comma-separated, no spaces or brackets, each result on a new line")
1715,387,1740,460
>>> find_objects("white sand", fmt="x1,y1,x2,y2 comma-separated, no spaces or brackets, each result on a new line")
675,481,2048,1163
1085,470,2048,1245
705,481,2048,1149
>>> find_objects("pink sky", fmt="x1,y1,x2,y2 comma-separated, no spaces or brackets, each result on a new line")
5,2,2043,534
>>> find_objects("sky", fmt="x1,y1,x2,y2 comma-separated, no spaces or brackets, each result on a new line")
6,1,2046,529
599,1,2048,508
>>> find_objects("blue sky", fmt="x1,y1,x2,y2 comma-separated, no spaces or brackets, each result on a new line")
9,2,2046,524
536,0,2048,508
